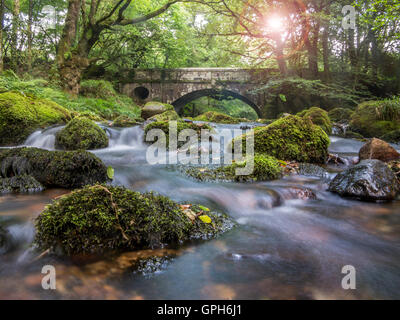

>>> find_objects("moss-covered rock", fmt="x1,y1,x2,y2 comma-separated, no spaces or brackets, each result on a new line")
0,147,108,189
149,109,180,122
112,115,143,127
144,121,212,149
184,154,282,182
0,91,71,146
0,174,44,194
349,100,400,138
141,102,174,120
80,80,117,99
328,108,354,122
194,111,241,124
34,185,234,255
235,115,330,164
297,107,332,134
381,129,400,144
55,117,109,150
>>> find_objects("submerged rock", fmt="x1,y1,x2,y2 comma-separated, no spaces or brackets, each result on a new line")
235,115,330,164
34,185,234,255
0,175,44,194
282,187,317,201
296,163,330,179
55,117,109,150
0,147,108,189
131,256,175,277
329,160,400,201
359,138,400,162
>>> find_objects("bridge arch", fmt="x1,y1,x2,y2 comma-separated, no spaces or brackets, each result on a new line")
172,89,262,118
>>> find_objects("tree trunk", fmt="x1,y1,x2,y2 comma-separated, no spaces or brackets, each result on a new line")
273,35,288,76
27,0,33,72
322,8,331,81
57,0,82,95
11,0,21,72
0,0,4,72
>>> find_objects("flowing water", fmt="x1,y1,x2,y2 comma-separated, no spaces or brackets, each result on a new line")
0,123,399,300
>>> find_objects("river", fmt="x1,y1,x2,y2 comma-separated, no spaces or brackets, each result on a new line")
0,123,399,300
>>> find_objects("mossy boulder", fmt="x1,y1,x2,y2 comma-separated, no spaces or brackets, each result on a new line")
0,174,44,194
144,121,212,149
0,147,108,189
297,107,332,134
194,111,240,124
149,110,180,122
0,91,71,146
349,100,400,138
112,115,143,127
80,80,117,99
185,154,282,182
381,129,400,144
141,102,174,120
235,115,330,164
34,185,234,255
328,108,354,123
55,117,109,150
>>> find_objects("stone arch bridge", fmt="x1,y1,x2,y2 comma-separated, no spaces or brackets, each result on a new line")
120,68,273,117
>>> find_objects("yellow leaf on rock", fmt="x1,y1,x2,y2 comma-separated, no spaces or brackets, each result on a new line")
199,215,212,224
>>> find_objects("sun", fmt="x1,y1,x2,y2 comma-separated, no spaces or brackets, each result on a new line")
267,16,284,31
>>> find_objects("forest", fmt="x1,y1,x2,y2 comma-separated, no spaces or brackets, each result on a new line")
0,0,400,301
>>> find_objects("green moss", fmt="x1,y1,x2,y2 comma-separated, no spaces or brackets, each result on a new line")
0,91,71,145
0,174,44,194
144,121,212,149
112,115,143,127
149,110,180,122
0,147,108,188
56,117,109,150
80,80,117,99
350,100,400,138
297,107,332,134
235,115,330,164
34,185,233,255
185,154,282,182
381,129,400,144
328,108,354,122
194,111,241,124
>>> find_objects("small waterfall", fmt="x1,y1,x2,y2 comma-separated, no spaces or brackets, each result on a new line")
24,126,64,150
108,126,146,150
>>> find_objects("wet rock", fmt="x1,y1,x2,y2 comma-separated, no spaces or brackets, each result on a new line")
131,256,175,277
297,163,329,179
0,175,44,194
327,154,349,166
0,225,8,254
387,160,400,181
283,187,317,200
329,160,400,201
34,185,234,255
359,138,400,162
141,102,174,120
0,147,108,189
55,117,109,150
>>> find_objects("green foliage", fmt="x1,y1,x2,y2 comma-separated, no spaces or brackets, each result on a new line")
182,97,258,120
0,91,71,145
297,107,332,134
350,99,400,138
34,184,232,255
255,78,360,118
236,115,330,164
328,108,355,122
0,74,140,120
56,117,109,150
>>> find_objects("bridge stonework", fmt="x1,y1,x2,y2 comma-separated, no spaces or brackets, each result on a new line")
120,68,272,117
